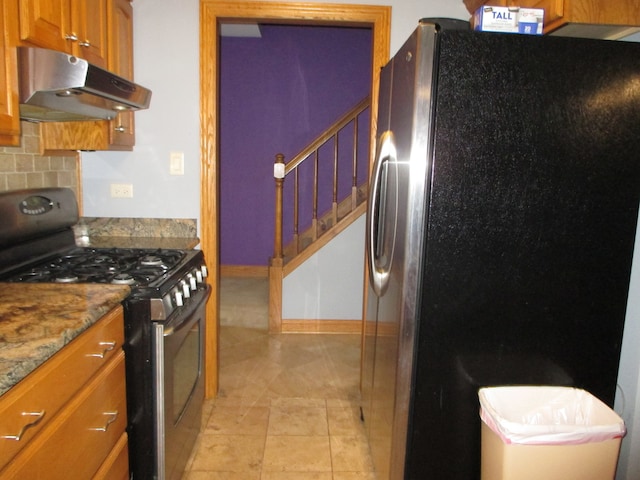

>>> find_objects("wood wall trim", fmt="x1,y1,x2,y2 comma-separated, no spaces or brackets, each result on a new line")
281,319,363,334
220,265,268,277
200,0,390,399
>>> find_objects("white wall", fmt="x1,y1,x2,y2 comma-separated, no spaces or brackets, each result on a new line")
283,216,365,320
78,1,640,478
80,0,201,219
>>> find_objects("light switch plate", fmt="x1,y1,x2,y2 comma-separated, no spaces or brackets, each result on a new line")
170,151,185,175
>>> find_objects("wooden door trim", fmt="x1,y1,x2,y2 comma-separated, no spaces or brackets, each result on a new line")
200,0,390,398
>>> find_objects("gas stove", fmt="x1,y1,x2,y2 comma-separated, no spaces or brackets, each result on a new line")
0,187,210,479
4,246,186,285
0,188,208,322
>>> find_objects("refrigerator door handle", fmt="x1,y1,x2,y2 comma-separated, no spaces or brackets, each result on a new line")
367,130,397,297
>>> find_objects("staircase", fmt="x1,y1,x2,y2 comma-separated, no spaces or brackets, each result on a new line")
268,97,371,332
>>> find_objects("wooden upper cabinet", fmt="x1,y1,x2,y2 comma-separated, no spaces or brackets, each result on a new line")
465,0,640,37
108,0,132,78
38,0,136,153
71,0,108,67
17,0,108,68
0,0,20,146
107,0,134,149
17,0,71,52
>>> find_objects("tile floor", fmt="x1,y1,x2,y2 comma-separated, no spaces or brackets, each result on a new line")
182,277,376,479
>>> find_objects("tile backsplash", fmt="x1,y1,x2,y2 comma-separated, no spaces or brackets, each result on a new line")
0,122,78,196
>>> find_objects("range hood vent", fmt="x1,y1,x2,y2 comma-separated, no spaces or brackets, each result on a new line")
17,47,152,122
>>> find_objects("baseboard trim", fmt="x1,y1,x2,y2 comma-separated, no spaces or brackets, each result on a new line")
221,265,269,277
281,319,362,334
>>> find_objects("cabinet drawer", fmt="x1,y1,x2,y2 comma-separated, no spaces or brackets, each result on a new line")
1,350,127,479
0,307,124,470
93,431,129,480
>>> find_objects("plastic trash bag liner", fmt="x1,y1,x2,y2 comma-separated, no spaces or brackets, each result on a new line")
479,386,626,445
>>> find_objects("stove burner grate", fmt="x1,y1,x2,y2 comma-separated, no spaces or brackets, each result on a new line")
3,247,186,286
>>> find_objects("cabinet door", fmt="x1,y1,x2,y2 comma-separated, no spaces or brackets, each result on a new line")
17,0,71,52
71,0,108,68
0,0,20,146
107,0,134,148
93,432,130,480
0,352,128,479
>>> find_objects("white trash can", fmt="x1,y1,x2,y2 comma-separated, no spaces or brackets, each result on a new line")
478,386,626,480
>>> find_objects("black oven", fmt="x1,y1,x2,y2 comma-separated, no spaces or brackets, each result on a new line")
0,188,210,480
154,284,208,480
124,256,210,480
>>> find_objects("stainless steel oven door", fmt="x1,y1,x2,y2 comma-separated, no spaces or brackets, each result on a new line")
153,284,211,480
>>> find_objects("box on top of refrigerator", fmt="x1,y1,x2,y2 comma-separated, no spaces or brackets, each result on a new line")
473,6,544,35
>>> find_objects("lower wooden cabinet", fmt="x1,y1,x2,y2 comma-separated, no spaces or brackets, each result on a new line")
0,307,129,479
94,432,130,480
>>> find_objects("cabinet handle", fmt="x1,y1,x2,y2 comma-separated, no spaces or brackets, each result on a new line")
79,40,91,47
89,411,119,432
86,341,117,359
1,411,46,441
64,33,78,42
114,125,126,133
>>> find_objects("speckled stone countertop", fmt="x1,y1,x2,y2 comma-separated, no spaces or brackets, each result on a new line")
73,217,199,249
0,284,130,397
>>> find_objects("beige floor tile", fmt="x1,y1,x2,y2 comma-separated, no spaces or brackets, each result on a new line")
267,404,328,436
212,393,272,409
328,404,367,438
205,404,270,436
271,397,326,408
260,472,333,480
189,434,265,473
262,435,332,472
332,473,378,480
330,435,375,472
185,472,261,480
220,277,268,329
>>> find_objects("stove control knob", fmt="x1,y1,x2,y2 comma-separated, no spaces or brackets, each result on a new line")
175,290,184,307
182,280,191,298
188,274,197,290
200,265,208,278
195,270,203,283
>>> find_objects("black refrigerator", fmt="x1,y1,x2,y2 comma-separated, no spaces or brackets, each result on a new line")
361,19,640,480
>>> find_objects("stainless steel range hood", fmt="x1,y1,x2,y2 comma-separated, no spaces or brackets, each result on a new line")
17,47,152,122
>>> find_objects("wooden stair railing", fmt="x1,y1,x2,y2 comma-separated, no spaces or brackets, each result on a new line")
269,96,371,332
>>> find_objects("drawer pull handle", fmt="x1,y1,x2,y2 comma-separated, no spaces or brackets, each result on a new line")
1,410,46,441
86,341,117,358
89,411,119,432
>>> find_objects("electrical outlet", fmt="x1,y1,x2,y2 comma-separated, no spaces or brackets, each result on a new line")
110,183,133,198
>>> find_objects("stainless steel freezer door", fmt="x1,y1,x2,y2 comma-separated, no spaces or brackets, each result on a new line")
362,23,439,480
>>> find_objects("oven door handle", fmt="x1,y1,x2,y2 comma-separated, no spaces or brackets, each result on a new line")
163,285,211,337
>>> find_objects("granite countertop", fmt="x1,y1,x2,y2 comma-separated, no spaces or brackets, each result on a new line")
0,284,131,397
74,217,200,250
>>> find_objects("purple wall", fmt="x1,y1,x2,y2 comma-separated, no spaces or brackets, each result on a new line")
220,25,372,266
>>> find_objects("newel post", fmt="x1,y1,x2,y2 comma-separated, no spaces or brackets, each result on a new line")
269,153,285,333
273,153,285,261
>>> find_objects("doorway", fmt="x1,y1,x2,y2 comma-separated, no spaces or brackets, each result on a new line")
200,0,391,398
